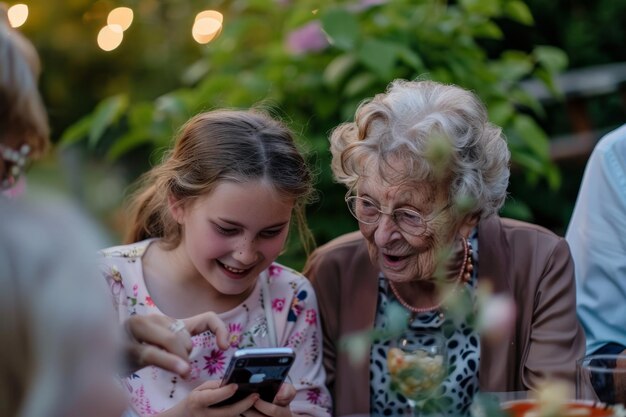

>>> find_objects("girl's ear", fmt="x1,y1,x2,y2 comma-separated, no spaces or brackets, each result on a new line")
168,194,185,224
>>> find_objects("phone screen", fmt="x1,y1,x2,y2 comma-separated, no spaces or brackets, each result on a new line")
213,348,295,407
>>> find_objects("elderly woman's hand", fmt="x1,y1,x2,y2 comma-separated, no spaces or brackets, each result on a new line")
123,312,229,376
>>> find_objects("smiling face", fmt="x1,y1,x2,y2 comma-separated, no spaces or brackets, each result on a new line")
356,171,466,283
171,179,294,296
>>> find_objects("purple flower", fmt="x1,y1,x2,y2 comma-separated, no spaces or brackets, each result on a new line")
286,21,329,55
306,388,323,405
203,349,226,375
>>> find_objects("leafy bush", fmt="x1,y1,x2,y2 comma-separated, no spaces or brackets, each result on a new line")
60,0,567,268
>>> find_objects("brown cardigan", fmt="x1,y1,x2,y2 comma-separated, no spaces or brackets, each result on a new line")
303,216,585,417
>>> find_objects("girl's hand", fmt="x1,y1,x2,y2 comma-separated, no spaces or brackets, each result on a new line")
164,380,259,417
241,383,296,417
183,311,230,350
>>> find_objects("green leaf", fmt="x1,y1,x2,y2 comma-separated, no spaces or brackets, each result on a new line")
106,130,153,162
323,53,358,89
500,200,533,221
488,100,515,126
59,114,93,147
504,1,534,25
509,89,544,117
533,45,569,74
396,46,425,72
357,38,397,79
491,50,533,81
129,102,155,130
459,0,502,17
88,94,129,149
512,151,544,173
533,67,564,99
321,8,360,50
343,72,377,97
545,161,562,190
513,114,550,160
473,21,503,39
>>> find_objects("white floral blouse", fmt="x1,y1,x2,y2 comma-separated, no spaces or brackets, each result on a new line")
99,239,331,417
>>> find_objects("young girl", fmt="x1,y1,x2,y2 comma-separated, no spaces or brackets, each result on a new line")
99,110,331,417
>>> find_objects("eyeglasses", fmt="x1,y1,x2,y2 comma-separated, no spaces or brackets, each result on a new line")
345,195,450,236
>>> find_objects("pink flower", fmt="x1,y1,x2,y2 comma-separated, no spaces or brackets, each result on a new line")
228,323,243,347
286,21,329,55
203,349,226,375
269,264,283,278
132,283,139,297
306,388,323,405
145,296,154,307
477,293,516,342
273,298,286,312
305,309,317,325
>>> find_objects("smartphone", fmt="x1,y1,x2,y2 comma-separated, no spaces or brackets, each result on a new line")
212,347,296,407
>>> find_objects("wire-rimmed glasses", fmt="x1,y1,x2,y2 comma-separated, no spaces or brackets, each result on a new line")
345,195,450,236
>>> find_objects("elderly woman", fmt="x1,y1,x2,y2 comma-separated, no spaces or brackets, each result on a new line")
304,80,585,416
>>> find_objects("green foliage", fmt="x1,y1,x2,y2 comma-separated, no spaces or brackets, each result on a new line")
59,0,565,262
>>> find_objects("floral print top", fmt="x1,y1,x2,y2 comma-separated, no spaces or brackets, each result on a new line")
100,239,331,417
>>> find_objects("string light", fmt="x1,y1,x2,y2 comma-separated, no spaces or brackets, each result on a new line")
107,7,133,31
7,3,28,28
97,6,134,52
97,24,123,51
192,10,223,44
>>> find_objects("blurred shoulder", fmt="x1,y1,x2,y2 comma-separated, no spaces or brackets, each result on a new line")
99,239,154,261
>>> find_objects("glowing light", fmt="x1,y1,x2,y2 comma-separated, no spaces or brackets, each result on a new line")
192,12,223,44
107,7,133,31
194,10,223,24
8,4,28,28
97,24,124,51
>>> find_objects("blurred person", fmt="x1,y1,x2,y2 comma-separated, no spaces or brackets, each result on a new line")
0,199,127,417
100,109,331,417
566,124,626,356
304,79,585,416
0,3,49,196
0,3,220,377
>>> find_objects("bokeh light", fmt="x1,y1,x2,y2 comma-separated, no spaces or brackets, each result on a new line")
7,3,28,28
194,10,223,24
107,7,134,31
192,10,223,44
97,24,124,51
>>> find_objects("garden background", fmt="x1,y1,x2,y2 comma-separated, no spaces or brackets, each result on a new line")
16,0,626,268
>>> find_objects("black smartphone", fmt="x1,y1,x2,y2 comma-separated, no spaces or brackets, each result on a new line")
212,347,296,407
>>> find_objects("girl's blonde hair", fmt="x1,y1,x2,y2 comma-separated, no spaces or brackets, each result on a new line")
0,4,49,159
125,109,315,253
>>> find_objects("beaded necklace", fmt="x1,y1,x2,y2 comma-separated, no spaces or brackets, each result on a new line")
388,238,473,313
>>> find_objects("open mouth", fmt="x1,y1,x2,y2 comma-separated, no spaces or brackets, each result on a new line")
383,253,409,263
217,260,250,276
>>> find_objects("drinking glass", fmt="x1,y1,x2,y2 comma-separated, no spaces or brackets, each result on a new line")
388,331,448,415
577,353,626,406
